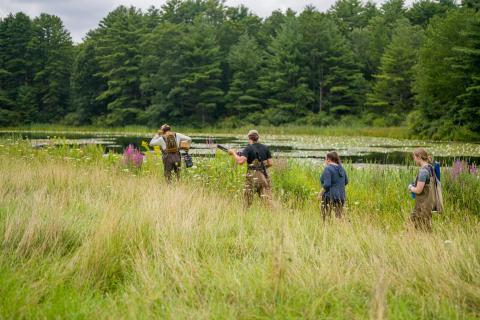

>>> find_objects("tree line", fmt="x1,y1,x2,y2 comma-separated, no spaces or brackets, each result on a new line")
1,0,479,140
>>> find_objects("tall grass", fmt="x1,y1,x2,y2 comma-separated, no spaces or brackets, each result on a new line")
0,141,479,319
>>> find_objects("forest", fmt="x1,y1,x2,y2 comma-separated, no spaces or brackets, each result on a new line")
1,0,479,140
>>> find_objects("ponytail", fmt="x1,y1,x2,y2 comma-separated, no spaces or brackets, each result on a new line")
326,151,341,164
413,148,432,164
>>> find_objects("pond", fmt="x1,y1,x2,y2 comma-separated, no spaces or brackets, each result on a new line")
1,130,479,165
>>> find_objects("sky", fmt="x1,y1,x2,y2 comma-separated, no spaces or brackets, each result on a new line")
0,0,413,43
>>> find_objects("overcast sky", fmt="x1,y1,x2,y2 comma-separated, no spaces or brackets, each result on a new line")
0,0,413,42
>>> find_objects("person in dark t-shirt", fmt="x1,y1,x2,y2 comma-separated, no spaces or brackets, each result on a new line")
228,130,273,208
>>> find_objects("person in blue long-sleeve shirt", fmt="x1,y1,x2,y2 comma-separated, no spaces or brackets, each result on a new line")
319,151,348,221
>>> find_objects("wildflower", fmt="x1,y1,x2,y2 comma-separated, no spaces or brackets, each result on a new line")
469,164,478,176
450,160,465,179
123,144,144,168
141,140,150,152
449,160,478,179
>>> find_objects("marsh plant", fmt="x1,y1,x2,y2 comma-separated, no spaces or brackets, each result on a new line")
444,160,480,215
0,139,479,319
122,144,144,168
449,160,478,179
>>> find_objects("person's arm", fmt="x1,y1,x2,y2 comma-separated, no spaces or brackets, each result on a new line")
176,133,192,142
265,148,273,168
409,168,429,194
266,158,273,168
149,134,165,149
410,181,425,194
228,149,247,165
321,168,332,192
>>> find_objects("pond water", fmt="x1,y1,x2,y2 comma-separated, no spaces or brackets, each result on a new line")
1,130,480,165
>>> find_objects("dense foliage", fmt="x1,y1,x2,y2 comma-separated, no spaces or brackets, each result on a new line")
0,0,479,140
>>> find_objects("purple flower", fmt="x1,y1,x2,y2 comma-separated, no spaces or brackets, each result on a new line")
450,160,463,180
469,164,478,176
123,144,144,168
449,160,478,180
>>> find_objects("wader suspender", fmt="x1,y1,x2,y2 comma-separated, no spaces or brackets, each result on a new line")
257,151,269,179
163,133,177,154
248,149,269,179
416,164,434,187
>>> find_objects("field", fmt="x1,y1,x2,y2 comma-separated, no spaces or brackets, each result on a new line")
0,134,479,319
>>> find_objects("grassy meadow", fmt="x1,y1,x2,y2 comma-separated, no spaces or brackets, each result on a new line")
0,136,479,319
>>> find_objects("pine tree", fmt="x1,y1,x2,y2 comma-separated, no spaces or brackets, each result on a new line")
350,0,406,80
257,10,290,48
463,0,480,11
407,0,457,27
94,6,146,126
299,9,366,116
177,19,224,125
160,0,225,25
225,34,264,119
29,13,73,123
413,9,480,139
0,12,35,125
448,10,480,135
218,5,262,53
328,0,378,35
258,15,313,125
367,19,424,124
69,40,108,125
142,18,224,126
141,22,185,125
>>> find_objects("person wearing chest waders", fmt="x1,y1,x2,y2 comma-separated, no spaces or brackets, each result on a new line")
228,130,273,208
149,124,192,183
408,148,436,232
319,151,348,221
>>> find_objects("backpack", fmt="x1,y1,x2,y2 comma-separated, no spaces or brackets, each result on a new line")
427,164,444,213
163,132,178,153
183,151,193,168
433,174,444,214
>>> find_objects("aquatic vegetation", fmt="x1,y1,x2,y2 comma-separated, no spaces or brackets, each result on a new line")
3,129,480,165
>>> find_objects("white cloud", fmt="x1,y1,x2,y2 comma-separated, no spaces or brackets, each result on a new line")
0,0,413,43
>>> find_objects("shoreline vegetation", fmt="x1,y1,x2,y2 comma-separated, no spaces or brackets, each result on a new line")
1,137,479,318
0,125,413,140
